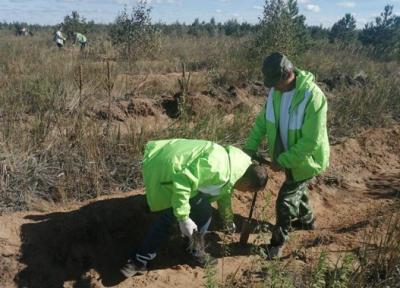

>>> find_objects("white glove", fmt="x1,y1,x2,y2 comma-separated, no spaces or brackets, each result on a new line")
179,218,198,237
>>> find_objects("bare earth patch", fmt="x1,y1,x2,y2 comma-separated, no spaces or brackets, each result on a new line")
0,125,399,288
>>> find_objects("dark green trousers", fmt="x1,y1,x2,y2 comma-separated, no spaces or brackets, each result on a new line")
270,173,314,246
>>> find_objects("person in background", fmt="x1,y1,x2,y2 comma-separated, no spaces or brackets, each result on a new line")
54,28,66,49
74,32,87,51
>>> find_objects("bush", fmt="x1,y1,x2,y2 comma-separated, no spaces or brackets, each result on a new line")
329,14,357,44
62,11,89,40
110,3,160,61
359,5,400,60
252,0,310,60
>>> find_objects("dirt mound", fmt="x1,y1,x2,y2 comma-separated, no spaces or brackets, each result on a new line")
159,88,263,119
321,71,368,91
1,125,399,287
321,124,400,187
94,98,161,122
94,85,263,123
112,72,209,100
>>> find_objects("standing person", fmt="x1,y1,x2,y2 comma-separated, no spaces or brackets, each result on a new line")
244,52,330,259
74,32,87,51
54,29,66,49
121,139,268,277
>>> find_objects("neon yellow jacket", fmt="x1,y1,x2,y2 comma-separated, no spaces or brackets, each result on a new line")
245,69,330,181
75,33,87,43
142,139,252,221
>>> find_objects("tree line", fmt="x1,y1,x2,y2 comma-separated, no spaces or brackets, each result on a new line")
1,1,399,60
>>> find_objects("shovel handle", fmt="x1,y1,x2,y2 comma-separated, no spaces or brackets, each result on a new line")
239,178,268,245
247,189,258,221
239,190,259,245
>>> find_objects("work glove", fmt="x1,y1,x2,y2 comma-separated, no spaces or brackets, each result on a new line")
223,221,236,234
179,218,198,237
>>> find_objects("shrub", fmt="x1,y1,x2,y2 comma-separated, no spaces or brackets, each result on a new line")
252,0,310,60
62,11,89,40
110,2,160,61
359,5,400,60
329,14,357,44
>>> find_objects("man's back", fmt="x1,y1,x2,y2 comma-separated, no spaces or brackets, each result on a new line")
143,139,229,185
142,139,231,213
144,139,214,169
76,33,87,43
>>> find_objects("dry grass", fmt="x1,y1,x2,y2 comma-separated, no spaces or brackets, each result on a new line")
0,30,399,212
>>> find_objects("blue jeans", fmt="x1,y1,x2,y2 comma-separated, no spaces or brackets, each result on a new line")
133,192,212,267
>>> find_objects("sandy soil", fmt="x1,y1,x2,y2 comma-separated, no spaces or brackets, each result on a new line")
0,124,399,288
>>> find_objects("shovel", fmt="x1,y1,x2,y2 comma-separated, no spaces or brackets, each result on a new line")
239,184,263,245
239,155,270,245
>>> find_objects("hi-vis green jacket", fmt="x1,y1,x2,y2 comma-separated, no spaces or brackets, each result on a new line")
75,32,87,43
245,69,330,182
142,139,252,221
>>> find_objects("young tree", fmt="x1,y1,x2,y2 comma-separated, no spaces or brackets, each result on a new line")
62,11,88,40
329,14,357,43
252,0,310,59
309,25,330,41
205,17,218,37
110,2,160,60
224,19,241,36
359,5,400,58
188,18,202,37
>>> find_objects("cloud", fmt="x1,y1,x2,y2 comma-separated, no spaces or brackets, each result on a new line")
297,0,310,3
337,2,356,8
306,4,320,12
253,5,263,10
232,13,240,17
216,9,222,13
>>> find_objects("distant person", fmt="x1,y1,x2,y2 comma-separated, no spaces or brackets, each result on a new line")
73,32,87,51
15,26,32,37
54,29,66,49
120,139,267,277
244,52,330,259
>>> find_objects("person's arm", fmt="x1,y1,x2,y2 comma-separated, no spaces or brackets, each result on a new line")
277,90,327,168
216,193,233,224
244,106,267,157
171,168,199,221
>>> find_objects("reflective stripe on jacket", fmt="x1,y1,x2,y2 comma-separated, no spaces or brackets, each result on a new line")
245,68,330,181
142,139,252,221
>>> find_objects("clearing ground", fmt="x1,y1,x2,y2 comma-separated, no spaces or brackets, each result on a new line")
0,124,399,288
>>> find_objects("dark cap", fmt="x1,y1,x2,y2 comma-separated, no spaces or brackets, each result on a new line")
262,52,294,88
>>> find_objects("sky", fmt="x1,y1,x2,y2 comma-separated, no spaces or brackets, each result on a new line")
1,0,400,28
